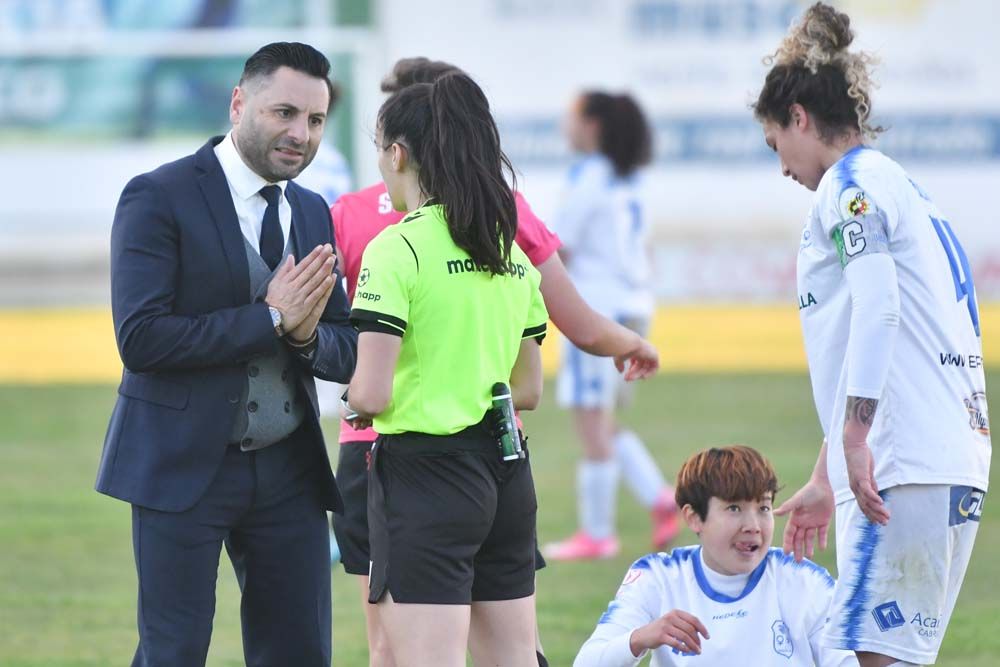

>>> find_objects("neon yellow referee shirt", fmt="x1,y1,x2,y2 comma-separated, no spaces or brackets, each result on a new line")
350,203,548,435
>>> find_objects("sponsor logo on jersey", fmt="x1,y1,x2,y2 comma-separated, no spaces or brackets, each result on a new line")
911,612,941,638
446,258,528,279
949,485,985,526
711,609,747,621
939,353,984,369
800,227,812,249
771,620,794,658
798,292,817,310
358,268,370,288
357,290,381,303
872,601,906,631
964,391,990,435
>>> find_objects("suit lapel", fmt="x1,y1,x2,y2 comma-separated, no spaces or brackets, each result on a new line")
285,183,313,259
195,137,250,304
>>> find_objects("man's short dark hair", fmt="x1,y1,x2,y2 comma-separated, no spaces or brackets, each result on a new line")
380,57,462,93
240,42,336,110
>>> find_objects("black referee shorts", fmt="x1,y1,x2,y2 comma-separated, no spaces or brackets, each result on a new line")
332,440,375,575
368,420,538,605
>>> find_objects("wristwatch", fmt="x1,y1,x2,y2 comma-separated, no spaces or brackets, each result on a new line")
268,306,285,337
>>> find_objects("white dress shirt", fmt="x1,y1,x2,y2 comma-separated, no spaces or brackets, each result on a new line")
214,131,292,255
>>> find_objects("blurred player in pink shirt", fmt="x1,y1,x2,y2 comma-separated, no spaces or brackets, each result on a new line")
331,58,666,667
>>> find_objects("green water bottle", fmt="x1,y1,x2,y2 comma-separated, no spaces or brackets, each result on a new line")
491,382,525,461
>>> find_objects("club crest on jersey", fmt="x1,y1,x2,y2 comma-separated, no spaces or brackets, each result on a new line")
964,391,989,435
771,620,793,658
839,186,870,219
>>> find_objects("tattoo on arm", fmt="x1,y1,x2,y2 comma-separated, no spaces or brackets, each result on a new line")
846,396,878,427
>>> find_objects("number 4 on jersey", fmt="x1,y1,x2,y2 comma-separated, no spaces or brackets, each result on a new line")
931,216,980,336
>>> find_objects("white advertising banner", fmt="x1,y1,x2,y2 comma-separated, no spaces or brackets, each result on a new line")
2,0,998,303
370,0,1000,300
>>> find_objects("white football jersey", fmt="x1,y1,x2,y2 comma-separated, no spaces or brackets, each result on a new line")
549,154,654,318
574,546,857,667
798,146,990,503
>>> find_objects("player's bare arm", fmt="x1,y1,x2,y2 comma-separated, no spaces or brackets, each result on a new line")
844,396,890,525
536,253,660,379
775,439,835,562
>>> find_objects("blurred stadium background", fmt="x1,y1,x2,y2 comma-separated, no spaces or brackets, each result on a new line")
1,0,998,665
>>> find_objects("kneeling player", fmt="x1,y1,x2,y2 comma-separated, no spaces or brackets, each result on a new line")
574,446,857,666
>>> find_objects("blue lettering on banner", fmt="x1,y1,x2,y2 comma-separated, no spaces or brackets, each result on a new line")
949,486,985,526
872,601,906,632
498,114,1000,166
628,1,800,38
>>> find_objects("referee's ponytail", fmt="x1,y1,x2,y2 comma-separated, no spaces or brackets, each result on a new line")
378,72,517,277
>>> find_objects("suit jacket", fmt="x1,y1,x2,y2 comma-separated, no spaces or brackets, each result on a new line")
96,136,356,513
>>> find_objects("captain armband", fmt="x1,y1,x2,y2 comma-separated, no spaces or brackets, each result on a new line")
831,187,891,268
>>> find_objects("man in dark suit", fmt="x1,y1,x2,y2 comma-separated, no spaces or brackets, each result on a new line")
96,42,356,666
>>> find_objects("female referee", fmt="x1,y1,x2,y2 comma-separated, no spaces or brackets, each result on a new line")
755,4,989,666
345,72,547,666
544,91,678,562
332,56,661,667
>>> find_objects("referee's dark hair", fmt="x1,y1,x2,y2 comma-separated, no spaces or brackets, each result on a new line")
378,73,517,277
240,42,336,110
579,91,653,177
381,57,461,93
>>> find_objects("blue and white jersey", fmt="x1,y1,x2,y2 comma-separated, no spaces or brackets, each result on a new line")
798,146,991,504
575,546,856,667
549,154,654,318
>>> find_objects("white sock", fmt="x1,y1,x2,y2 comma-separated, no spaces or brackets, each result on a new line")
578,459,619,539
614,430,668,508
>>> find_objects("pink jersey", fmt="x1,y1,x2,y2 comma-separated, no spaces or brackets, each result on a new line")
333,182,561,443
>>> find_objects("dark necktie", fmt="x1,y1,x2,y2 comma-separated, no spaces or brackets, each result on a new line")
258,185,284,270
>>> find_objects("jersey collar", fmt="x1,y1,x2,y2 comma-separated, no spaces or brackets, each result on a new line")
692,545,769,603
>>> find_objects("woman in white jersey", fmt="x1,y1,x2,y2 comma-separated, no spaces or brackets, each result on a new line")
544,92,679,561
753,4,990,666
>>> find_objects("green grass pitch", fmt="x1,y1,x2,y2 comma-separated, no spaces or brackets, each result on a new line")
1,375,996,665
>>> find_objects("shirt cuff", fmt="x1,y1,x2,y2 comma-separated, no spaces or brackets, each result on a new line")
286,330,318,360
351,308,407,336
617,629,648,665
522,322,547,344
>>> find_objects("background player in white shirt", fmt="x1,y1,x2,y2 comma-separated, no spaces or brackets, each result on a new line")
575,446,857,666
544,92,678,561
752,4,990,666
